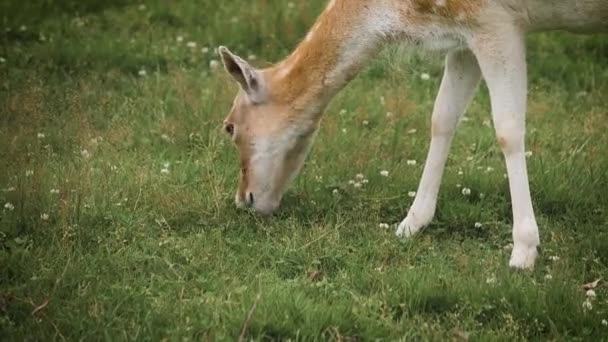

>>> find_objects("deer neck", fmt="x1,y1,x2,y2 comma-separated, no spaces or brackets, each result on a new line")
268,1,397,121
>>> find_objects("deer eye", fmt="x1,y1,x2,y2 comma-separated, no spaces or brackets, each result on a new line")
225,124,234,136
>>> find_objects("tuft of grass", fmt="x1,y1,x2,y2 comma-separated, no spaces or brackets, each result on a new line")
1,0,607,340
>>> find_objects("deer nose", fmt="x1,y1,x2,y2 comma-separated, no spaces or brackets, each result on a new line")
246,192,254,207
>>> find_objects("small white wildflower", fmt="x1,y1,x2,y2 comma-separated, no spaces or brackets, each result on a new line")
176,35,184,43
160,168,170,175
386,111,393,118
4,202,15,211
548,256,560,261
332,189,339,196
110,165,118,171
80,149,90,159
353,182,362,189
586,289,597,298
525,151,533,158
482,119,491,127
355,173,365,180
40,213,49,221
380,96,385,105
480,193,485,199
201,47,210,54
582,299,593,311
161,134,171,142
378,223,390,230
362,120,369,126
602,319,607,326
37,132,45,139
466,156,474,161
186,41,197,48
361,179,369,184
503,173,508,179
339,109,347,115
486,167,495,173
50,189,60,194
19,25,27,31
209,59,220,70
380,170,389,177
25,170,34,177
348,180,356,185
287,2,295,9
474,222,483,228
407,160,417,166
0,57,5,63
407,128,417,134
544,274,553,280
408,191,417,198
341,128,347,133
138,69,147,77
6,187,15,192
163,162,170,169
420,73,430,80
462,187,471,196
230,17,239,24
456,183,462,188
461,116,470,122
458,170,464,176
486,276,497,284
138,4,146,11
248,54,257,61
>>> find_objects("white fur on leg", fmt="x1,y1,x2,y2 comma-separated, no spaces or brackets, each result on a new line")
396,211,433,238
509,217,540,269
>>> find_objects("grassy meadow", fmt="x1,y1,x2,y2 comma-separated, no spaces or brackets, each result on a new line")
1,0,608,340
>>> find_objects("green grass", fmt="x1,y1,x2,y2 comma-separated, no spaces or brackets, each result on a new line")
1,0,608,340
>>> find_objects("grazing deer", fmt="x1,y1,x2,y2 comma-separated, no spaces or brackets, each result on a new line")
218,0,607,269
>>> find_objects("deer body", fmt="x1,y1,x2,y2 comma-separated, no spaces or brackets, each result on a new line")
219,0,608,269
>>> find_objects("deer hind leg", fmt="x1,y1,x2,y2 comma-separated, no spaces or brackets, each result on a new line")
396,49,481,238
469,27,540,269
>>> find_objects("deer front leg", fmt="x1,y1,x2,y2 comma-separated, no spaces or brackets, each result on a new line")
469,27,540,269
396,50,481,238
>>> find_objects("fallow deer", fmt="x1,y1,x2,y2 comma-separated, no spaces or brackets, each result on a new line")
218,0,608,269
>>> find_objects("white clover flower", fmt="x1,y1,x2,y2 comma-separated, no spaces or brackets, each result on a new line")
160,168,170,175
456,183,462,188
474,222,482,228
339,109,347,115
209,60,220,70
348,180,356,185
586,289,596,298
25,170,34,177
355,173,365,180
50,189,60,194
486,167,494,172
420,72,430,80
332,189,339,196
138,69,147,77
0,57,5,63
378,223,390,229
548,256,560,261
602,319,607,326
361,179,369,184
458,170,464,176
201,47,210,54
353,182,362,188
380,170,389,177
19,25,27,31
163,162,170,169
138,4,146,11
40,213,49,221
341,128,347,133
386,111,393,117
4,202,15,211
486,276,497,284
407,128,417,134
186,41,197,48
582,299,593,311
6,187,15,192
408,191,416,198
461,188,471,196
362,120,369,126
80,149,90,159
248,54,257,61
466,156,474,161
525,151,533,158
544,274,553,280
407,160,417,166
176,35,184,43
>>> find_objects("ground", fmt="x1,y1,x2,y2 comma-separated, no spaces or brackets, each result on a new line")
1,0,607,340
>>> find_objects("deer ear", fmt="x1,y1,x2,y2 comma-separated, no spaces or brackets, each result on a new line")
219,46,266,103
